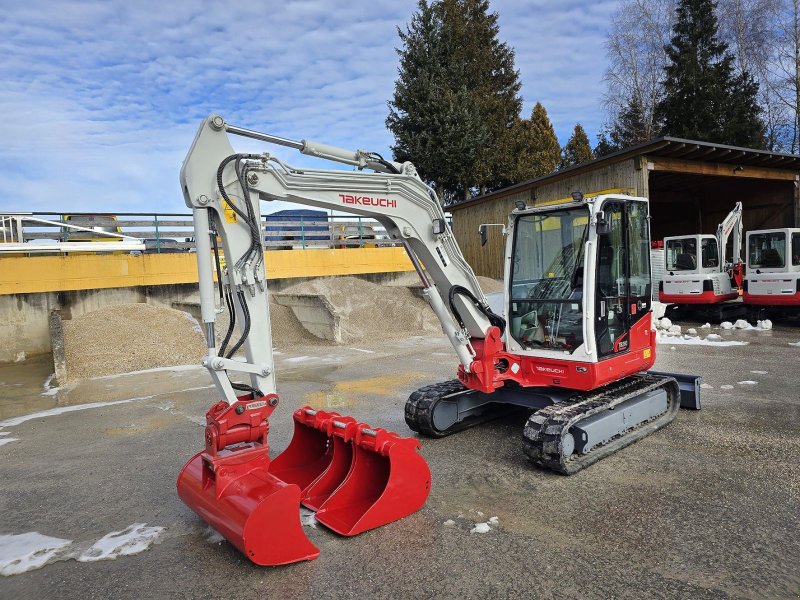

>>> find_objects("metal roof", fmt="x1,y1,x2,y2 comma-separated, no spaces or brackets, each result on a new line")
448,137,800,211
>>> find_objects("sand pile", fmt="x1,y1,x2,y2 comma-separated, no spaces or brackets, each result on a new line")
387,272,503,294
63,303,206,380
278,276,442,342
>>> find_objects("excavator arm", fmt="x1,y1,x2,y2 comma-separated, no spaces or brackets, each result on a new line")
180,115,501,404
717,201,743,270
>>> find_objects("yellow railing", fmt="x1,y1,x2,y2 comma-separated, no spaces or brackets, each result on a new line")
0,247,414,295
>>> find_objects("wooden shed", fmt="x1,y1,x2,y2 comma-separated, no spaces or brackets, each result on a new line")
449,137,800,279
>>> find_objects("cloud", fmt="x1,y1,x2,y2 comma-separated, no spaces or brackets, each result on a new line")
0,0,618,214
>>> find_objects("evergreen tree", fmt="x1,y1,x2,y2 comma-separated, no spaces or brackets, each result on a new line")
559,124,594,169
595,95,654,157
387,0,522,202
656,0,764,147
502,102,561,183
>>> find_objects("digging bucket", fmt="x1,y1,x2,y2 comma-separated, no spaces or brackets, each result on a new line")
268,408,340,493
314,425,431,536
176,396,319,566
301,414,359,511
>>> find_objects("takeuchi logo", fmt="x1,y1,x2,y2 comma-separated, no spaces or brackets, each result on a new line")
339,194,397,208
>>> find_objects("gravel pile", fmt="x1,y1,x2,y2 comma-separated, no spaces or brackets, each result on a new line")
63,303,206,381
278,276,442,342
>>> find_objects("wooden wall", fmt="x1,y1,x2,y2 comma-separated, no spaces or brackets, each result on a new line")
451,158,646,279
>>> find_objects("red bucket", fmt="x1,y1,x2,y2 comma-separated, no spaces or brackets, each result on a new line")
301,416,358,511
314,426,431,536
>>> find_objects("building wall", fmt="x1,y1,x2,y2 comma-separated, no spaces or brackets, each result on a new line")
451,158,646,279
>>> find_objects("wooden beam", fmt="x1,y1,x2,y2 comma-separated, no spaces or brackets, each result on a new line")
647,156,798,180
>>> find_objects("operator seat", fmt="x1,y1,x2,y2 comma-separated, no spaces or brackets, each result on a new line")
675,253,696,270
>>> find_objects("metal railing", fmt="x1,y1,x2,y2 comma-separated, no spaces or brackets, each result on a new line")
0,211,398,254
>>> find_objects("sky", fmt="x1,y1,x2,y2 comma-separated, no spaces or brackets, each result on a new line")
0,0,619,215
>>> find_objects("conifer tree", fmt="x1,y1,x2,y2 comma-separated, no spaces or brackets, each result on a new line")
559,124,594,169
595,95,653,156
656,0,764,147
502,102,561,183
387,0,522,202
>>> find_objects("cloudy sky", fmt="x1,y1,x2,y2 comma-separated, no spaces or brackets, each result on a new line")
0,0,619,215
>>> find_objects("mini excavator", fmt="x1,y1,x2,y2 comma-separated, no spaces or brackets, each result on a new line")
177,115,701,566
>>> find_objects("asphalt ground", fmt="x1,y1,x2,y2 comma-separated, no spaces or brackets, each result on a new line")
1,326,799,599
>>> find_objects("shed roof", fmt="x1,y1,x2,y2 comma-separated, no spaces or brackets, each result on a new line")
448,137,800,211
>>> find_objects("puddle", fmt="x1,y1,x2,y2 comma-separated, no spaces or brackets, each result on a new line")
0,354,57,421
303,371,428,409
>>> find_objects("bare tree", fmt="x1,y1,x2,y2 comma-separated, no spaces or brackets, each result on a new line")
603,0,675,139
719,0,787,149
770,0,800,151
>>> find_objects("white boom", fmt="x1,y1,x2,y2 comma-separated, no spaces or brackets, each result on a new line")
716,201,743,270
181,115,499,404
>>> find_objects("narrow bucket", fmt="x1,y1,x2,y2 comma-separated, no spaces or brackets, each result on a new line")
177,446,319,566
314,426,431,536
268,408,338,492
301,416,358,511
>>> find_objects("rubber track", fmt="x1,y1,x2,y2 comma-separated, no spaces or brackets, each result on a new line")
522,373,681,475
405,379,496,438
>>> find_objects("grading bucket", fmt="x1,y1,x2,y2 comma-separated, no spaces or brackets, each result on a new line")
314,426,431,536
268,408,341,493
301,414,359,511
176,396,319,566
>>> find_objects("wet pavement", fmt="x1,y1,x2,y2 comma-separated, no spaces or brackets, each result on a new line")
1,326,799,599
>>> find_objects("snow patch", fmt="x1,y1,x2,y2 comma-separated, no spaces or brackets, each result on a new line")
720,385,734,390
700,323,711,329
299,508,317,529
470,523,491,534
349,348,375,354
789,341,800,347
77,524,163,562
14,352,25,363
0,532,72,576
0,437,19,447
488,516,499,526
0,398,152,429
720,321,734,330
700,383,714,389
91,365,202,380
737,380,758,385
667,324,682,335
443,519,456,527
655,331,748,347
651,302,668,321
750,370,768,375
204,526,225,545
285,356,313,363
687,328,697,336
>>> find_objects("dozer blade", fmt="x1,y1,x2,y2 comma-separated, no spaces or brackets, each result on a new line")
268,408,341,493
315,425,431,536
176,395,319,566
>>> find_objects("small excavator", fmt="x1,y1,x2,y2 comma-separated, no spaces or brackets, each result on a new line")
659,202,745,322
176,115,701,566
743,227,800,314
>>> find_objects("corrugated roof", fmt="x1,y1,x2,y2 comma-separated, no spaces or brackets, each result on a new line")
447,137,800,211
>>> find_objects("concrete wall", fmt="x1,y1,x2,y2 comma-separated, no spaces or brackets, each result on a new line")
0,272,417,363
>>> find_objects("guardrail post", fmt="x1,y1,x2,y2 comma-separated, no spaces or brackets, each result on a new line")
301,216,306,249
154,215,161,253
358,216,363,248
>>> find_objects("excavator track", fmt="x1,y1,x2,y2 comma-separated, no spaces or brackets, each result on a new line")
405,380,500,437
522,373,681,475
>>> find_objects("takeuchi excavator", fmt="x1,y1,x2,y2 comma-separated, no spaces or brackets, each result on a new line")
176,115,701,567
659,202,745,321
743,227,800,314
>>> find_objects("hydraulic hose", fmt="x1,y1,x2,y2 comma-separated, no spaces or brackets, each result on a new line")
448,285,506,335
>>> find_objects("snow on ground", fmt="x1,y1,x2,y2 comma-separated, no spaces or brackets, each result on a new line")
790,342,800,347
77,524,164,563
0,398,153,429
737,381,758,385
751,370,768,375
720,385,734,390
720,320,772,331
0,532,72,576
443,520,456,527
470,523,491,534
299,508,318,529
91,365,203,380
655,330,748,347
0,437,18,446
701,383,714,389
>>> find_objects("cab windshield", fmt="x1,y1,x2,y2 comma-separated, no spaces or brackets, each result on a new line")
749,232,786,268
666,238,697,271
509,206,588,352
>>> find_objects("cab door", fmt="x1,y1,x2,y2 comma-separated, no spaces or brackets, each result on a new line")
594,200,651,358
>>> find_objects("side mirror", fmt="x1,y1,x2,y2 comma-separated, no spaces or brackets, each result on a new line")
479,224,488,246
596,211,611,236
